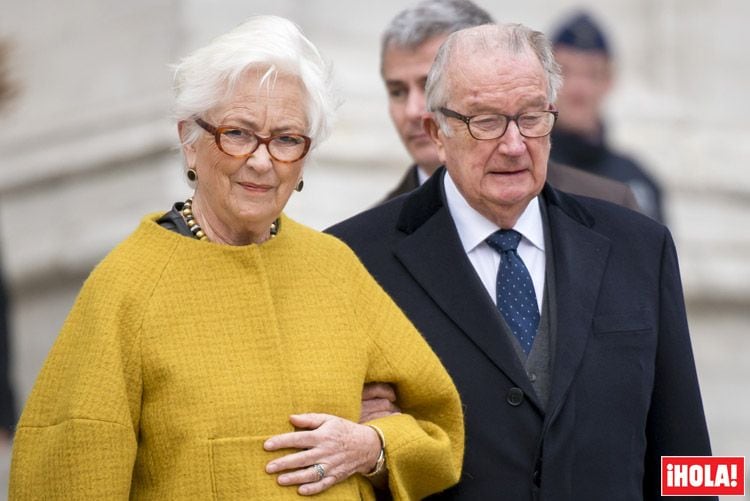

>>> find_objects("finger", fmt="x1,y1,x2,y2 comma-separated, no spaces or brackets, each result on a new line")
363,397,399,414
266,449,319,474
288,413,333,430
360,398,400,423
264,429,317,451
362,382,397,402
361,409,402,422
275,463,328,487
298,474,339,496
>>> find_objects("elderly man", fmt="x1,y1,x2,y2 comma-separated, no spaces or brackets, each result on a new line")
380,0,639,213
331,23,713,500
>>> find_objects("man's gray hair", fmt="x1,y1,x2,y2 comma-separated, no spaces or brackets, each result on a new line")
381,0,493,68
173,15,339,147
426,23,563,133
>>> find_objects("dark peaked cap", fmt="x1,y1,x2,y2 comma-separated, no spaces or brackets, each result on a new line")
551,11,611,56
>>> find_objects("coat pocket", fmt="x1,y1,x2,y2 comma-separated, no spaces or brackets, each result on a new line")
592,310,653,335
208,435,363,500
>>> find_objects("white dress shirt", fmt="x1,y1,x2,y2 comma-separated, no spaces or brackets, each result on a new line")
416,165,431,185
443,172,546,313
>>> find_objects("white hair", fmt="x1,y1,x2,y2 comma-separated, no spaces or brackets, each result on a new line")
426,23,563,135
172,15,339,147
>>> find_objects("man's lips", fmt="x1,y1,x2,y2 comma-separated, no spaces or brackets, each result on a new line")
489,168,527,176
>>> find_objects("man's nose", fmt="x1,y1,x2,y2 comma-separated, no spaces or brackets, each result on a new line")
497,121,526,156
405,90,425,120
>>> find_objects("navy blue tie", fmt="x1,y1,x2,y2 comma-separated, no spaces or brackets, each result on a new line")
486,229,540,355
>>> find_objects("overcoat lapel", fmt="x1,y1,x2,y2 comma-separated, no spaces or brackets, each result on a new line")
541,186,611,424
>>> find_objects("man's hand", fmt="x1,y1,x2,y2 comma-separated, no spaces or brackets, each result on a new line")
360,382,401,423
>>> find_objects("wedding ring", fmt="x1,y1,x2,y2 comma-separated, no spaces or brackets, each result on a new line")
312,463,325,481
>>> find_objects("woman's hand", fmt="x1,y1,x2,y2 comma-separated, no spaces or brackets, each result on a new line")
264,413,382,496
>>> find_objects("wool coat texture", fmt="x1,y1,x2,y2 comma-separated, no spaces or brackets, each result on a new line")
10,214,464,500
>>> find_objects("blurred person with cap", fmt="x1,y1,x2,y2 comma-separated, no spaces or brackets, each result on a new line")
379,0,640,213
550,11,665,221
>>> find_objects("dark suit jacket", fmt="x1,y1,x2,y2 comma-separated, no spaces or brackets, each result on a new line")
383,163,641,213
329,168,712,500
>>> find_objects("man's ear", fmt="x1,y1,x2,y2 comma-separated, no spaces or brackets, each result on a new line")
178,121,197,169
423,113,447,163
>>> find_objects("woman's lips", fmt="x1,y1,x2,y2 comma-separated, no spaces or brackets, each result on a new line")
239,182,273,192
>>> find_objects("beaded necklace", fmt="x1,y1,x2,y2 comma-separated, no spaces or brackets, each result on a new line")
180,198,278,242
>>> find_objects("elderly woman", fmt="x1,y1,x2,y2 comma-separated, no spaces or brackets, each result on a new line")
9,16,463,500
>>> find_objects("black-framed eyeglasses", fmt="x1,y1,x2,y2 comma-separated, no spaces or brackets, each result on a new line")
194,118,312,163
439,107,558,140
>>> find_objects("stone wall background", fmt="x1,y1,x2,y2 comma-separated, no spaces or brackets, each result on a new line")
1,0,748,495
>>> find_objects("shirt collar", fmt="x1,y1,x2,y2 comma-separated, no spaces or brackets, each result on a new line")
443,170,545,253
415,165,431,185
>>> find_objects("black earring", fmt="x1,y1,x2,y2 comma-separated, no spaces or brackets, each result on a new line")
295,179,304,192
187,168,197,182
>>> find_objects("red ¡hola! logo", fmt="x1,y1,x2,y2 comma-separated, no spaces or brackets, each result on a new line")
661,456,745,496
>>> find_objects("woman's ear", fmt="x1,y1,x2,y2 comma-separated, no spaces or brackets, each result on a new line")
178,121,197,169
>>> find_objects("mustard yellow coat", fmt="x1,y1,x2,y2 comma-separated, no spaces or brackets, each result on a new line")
10,215,463,500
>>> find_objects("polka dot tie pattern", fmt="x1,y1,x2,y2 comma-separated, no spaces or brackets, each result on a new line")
486,229,540,355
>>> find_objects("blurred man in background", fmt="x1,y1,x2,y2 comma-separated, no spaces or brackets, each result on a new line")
380,0,492,200
379,0,640,213
550,11,664,221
